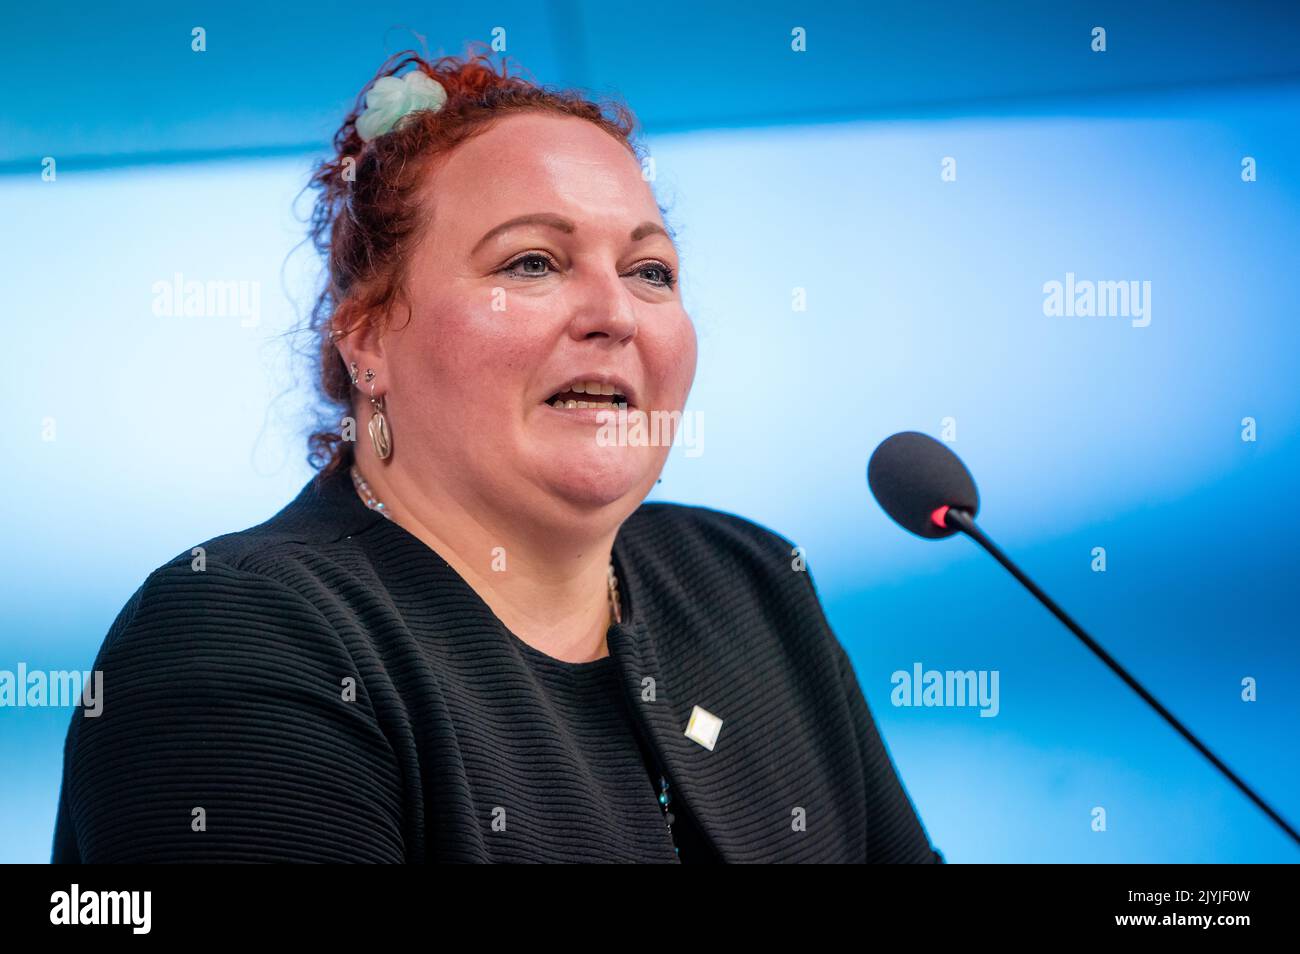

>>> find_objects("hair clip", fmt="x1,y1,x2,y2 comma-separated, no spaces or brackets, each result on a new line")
356,71,448,142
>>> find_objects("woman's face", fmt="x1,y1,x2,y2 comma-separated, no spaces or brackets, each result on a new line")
380,112,697,520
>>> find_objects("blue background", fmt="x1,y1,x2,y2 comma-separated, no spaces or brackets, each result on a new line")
2,1,1298,863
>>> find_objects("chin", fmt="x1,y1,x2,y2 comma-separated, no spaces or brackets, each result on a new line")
534,450,657,512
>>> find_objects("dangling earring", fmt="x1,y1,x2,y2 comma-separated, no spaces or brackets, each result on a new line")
368,379,392,460
349,361,359,386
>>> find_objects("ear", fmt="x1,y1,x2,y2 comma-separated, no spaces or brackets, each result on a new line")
332,309,389,394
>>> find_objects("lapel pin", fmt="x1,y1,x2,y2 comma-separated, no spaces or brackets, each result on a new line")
684,705,723,751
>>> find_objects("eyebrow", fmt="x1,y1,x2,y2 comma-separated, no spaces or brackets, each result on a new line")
470,212,671,255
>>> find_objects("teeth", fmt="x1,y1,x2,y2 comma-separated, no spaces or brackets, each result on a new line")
549,380,629,408
551,399,617,410
567,380,619,397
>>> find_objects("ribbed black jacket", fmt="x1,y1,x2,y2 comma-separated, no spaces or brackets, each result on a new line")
52,467,942,863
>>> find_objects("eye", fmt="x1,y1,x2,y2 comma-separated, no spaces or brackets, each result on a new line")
627,261,676,289
500,252,558,280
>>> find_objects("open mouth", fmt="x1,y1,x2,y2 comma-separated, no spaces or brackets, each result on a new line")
545,380,631,410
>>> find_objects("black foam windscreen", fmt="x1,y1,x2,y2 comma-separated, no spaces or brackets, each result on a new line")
867,431,980,539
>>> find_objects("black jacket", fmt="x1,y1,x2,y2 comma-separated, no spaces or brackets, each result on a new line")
53,466,942,863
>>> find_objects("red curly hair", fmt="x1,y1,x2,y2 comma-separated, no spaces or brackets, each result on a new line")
305,44,643,480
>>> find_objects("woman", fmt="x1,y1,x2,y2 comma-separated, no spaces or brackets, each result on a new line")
52,50,942,864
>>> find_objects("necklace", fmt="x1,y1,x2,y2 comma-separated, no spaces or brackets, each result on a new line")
348,464,677,857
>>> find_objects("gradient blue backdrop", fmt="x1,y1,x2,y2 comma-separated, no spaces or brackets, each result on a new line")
3,2,1298,863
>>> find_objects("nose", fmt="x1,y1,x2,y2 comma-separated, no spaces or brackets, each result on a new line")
566,267,638,344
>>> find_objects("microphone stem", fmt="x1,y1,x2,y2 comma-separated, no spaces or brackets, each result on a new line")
943,506,1300,850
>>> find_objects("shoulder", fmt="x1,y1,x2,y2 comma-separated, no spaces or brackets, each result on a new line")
91,475,376,680
621,500,802,573
618,500,839,656
63,558,401,863
129,471,380,630
93,557,350,689
156,488,351,582
70,556,374,799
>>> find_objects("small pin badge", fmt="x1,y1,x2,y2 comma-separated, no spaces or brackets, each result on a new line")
684,705,723,751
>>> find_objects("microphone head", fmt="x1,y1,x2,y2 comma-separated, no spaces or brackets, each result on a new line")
867,431,980,539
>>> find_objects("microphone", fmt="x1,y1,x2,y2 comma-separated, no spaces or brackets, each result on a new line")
867,430,1300,849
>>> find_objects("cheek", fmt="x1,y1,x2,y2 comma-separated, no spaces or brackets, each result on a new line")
652,311,698,403
400,295,550,401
